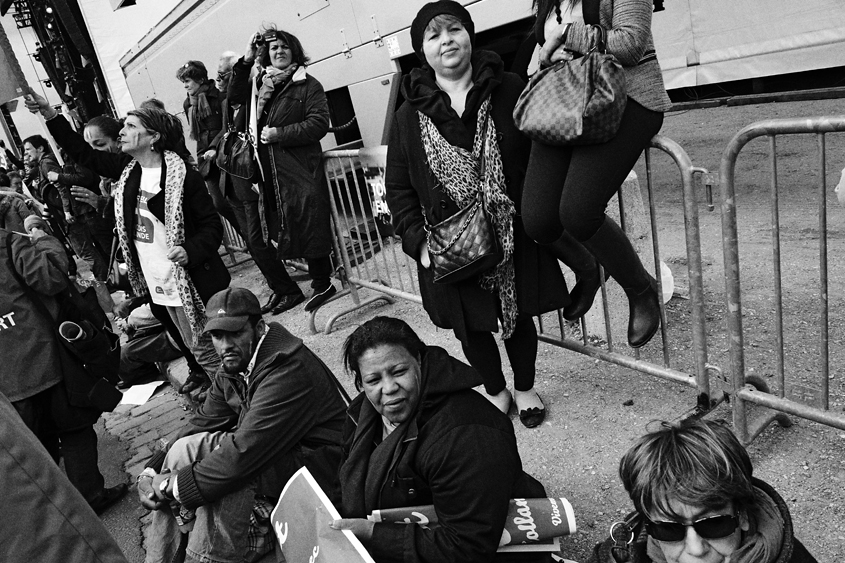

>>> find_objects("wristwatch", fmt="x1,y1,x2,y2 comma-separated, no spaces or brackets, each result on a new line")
159,476,170,498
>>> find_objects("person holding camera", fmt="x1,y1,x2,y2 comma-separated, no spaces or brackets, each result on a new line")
226,27,337,314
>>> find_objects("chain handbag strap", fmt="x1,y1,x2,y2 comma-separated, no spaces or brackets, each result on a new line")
422,107,492,232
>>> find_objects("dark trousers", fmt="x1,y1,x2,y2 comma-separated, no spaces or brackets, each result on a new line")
66,214,112,282
13,386,104,502
522,99,664,243
205,172,243,238
119,329,183,385
228,196,333,294
228,195,300,296
459,315,539,395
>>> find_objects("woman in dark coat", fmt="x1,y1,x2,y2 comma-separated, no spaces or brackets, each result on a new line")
227,27,336,314
26,94,229,392
385,1,570,427
332,316,549,563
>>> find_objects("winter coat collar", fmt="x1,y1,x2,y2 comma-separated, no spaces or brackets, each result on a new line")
400,50,504,150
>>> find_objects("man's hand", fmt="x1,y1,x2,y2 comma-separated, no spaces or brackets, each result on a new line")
47,171,59,183
64,211,75,225
30,227,47,240
330,518,374,542
202,149,217,162
137,472,167,511
167,245,189,267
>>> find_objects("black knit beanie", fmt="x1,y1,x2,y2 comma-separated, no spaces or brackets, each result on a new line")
410,0,476,59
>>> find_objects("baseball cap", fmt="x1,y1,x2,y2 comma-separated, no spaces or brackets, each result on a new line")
203,287,262,333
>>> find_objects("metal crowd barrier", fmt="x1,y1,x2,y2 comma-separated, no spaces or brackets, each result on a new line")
220,215,252,267
534,135,719,415
321,140,720,420
719,116,845,443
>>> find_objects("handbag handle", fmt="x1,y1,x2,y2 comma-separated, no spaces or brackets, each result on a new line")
581,0,608,53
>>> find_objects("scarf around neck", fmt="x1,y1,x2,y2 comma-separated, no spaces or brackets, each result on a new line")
113,151,207,343
256,64,298,118
188,81,213,141
646,487,786,563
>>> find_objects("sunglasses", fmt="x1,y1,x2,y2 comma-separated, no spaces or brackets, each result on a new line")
646,514,739,542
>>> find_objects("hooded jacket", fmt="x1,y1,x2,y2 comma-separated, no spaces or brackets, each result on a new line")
339,346,549,563
587,478,817,563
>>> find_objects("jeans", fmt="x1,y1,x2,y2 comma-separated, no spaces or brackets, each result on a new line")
66,216,111,282
166,306,221,379
145,432,255,563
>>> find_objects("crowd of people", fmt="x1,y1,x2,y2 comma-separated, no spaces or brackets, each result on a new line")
0,1,820,562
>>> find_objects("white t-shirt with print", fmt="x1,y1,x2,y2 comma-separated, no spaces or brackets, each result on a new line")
134,166,181,306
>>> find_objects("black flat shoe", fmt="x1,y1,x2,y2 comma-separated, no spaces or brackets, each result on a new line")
271,292,306,315
89,483,128,515
516,393,546,428
260,292,283,314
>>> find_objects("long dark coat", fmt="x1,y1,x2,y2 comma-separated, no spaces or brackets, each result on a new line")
228,59,332,260
385,53,567,340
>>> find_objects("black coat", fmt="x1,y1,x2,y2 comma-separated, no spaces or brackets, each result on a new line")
339,346,549,563
587,479,818,563
228,58,332,260
385,53,567,340
182,82,224,155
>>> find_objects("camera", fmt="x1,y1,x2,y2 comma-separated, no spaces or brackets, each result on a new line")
255,31,277,46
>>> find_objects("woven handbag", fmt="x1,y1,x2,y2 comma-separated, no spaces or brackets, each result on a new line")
513,0,626,146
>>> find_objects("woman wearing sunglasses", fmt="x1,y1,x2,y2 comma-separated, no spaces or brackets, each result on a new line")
589,418,816,563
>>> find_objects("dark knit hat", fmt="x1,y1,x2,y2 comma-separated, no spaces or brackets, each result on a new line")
410,0,475,58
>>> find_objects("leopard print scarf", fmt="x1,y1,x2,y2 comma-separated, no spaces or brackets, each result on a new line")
113,151,206,343
419,97,518,339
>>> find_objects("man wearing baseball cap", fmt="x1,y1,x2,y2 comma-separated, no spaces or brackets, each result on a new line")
136,287,348,563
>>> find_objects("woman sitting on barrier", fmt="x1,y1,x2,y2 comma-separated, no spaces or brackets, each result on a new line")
331,316,550,562
227,26,337,314
521,0,674,348
25,94,228,396
385,1,568,427
589,418,817,563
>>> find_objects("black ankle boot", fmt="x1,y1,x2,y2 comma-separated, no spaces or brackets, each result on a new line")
544,232,602,321
580,218,661,348
563,260,603,321
625,277,660,348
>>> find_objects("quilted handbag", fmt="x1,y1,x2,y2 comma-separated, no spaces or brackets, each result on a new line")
513,20,626,145
426,195,502,284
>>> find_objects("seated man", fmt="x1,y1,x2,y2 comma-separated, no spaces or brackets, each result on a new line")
137,287,347,563
589,418,817,563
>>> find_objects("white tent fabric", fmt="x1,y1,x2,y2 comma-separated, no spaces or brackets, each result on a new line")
653,0,845,90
